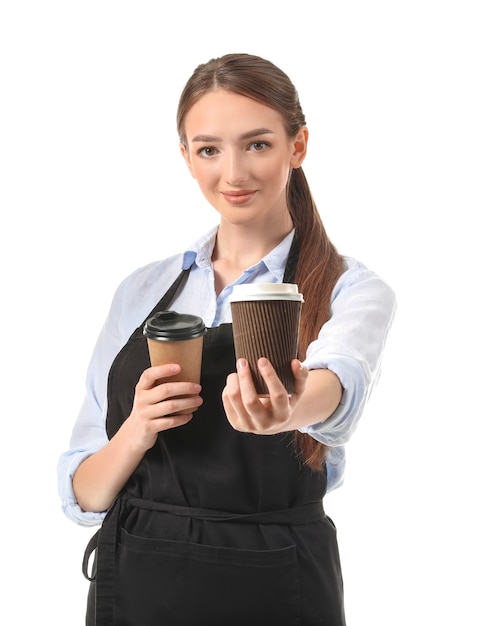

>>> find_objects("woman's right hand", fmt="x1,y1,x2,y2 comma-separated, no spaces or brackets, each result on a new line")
127,363,204,452
73,363,203,513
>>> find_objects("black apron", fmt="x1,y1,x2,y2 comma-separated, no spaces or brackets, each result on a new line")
83,244,345,625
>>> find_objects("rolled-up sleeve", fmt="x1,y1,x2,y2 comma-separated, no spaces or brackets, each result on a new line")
57,393,109,526
300,258,396,447
57,281,129,526
57,256,185,526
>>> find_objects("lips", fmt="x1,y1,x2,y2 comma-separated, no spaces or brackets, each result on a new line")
220,190,256,205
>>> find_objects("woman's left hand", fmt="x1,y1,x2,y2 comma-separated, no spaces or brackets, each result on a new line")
222,357,309,434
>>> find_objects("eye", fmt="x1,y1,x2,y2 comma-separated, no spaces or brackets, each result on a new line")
196,146,219,158
249,141,269,152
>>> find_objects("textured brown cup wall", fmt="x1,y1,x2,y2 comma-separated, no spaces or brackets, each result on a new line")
231,299,302,395
147,335,204,383
147,336,204,414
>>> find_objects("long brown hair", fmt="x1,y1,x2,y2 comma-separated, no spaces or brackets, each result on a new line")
177,54,344,470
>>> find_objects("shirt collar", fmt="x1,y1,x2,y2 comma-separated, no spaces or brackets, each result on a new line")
182,226,295,281
182,226,218,270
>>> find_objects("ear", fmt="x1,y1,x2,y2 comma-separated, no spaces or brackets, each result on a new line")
289,126,308,169
179,142,196,178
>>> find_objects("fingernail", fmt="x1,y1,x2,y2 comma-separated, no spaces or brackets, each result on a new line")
237,358,247,368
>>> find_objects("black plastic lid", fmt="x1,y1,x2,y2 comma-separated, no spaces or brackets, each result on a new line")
143,310,206,341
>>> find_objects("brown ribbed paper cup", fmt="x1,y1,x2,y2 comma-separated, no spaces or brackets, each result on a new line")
229,284,304,396
143,310,207,413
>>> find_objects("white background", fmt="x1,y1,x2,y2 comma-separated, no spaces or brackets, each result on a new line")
1,1,482,624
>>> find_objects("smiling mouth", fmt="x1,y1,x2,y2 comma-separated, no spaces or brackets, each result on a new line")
220,190,256,205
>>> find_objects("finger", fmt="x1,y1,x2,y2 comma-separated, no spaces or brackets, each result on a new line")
151,381,202,404
158,393,203,418
257,358,289,404
290,359,309,397
236,359,267,414
153,412,194,432
234,358,257,394
222,369,255,431
223,371,241,399
139,364,182,389
222,371,243,414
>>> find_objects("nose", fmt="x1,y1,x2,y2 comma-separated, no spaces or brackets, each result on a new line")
223,149,249,186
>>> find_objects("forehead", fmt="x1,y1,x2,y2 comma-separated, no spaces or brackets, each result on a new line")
184,90,286,139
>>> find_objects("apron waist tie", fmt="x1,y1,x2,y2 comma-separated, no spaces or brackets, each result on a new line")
82,496,325,625
126,497,325,525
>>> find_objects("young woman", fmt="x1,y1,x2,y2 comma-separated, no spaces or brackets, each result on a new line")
58,53,396,625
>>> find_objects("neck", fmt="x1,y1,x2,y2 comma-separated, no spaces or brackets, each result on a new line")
211,219,293,294
214,219,293,266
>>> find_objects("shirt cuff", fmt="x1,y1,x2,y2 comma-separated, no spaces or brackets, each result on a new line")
300,353,370,446
325,446,346,492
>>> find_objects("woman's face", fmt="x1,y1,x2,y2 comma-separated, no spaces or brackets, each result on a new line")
180,90,307,228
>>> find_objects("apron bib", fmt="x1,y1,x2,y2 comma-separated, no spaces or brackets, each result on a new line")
83,242,345,625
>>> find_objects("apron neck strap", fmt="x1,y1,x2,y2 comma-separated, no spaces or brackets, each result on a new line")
147,234,298,323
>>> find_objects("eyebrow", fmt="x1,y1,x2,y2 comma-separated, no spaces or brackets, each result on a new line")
190,128,275,143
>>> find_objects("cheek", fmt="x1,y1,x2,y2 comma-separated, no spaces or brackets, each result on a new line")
265,161,293,190
190,164,218,194
188,160,207,182
260,153,292,178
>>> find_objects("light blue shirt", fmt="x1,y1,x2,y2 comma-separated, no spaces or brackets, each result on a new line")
58,227,396,526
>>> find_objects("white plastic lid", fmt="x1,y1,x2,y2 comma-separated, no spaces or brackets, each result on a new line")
228,283,304,302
